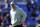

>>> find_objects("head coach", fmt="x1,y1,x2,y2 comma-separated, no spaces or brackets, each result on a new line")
10,1,27,27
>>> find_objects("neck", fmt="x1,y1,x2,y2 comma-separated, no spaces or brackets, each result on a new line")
12,8,16,10
13,7,15,9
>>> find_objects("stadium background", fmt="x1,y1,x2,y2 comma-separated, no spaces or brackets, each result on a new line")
0,0,40,27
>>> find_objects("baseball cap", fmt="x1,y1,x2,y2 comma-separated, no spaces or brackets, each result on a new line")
11,1,16,4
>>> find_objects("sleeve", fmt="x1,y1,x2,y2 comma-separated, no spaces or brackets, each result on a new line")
20,8,27,23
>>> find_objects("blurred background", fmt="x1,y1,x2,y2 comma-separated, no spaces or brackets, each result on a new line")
0,0,40,27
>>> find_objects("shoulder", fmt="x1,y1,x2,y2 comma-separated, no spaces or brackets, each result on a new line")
19,8,23,12
16,5,23,10
20,8,23,10
10,9,12,12
18,8,23,11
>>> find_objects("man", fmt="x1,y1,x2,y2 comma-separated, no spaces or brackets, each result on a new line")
26,0,31,11
10,1,27,27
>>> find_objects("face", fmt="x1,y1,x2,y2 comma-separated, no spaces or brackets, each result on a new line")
11,4,16,9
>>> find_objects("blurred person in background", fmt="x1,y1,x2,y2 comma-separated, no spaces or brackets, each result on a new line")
31,0,36,10
34,0,40,11
2,0,10,9
26,0,31,11
0,0,11,27
4,14,9,27
10,1,27,27
1,21,4,27
36,15,40,27
0,14,4,27
0,9,4,26
26,0,35,11
0,2,3,9
31,10,37,17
